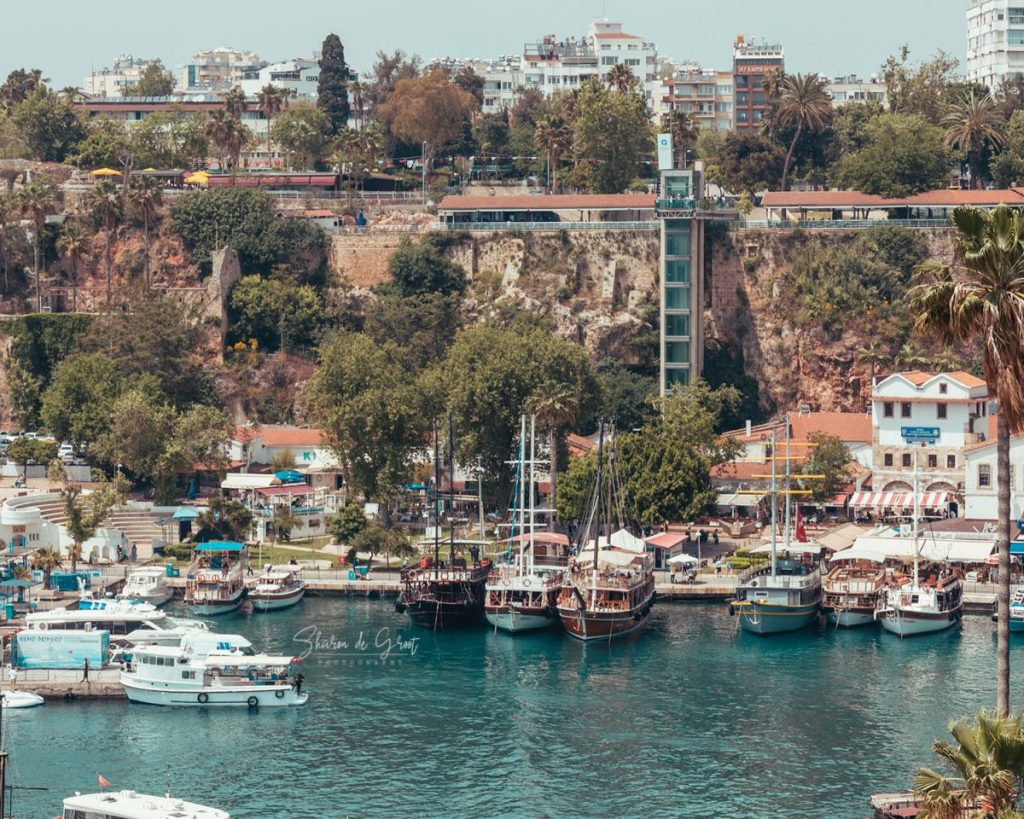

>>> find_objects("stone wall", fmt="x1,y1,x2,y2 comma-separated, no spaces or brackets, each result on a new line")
330,232,410,288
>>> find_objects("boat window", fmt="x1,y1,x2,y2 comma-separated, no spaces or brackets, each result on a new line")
911,595,919,604
182,670,196,680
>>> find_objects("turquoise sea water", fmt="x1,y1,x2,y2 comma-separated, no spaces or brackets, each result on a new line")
7,599,1022,819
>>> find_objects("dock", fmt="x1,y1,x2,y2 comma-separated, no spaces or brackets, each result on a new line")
8,668,123,699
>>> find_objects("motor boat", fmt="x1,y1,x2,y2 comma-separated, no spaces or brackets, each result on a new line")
61,790,229,818
117,567,174,606
248,565,306,612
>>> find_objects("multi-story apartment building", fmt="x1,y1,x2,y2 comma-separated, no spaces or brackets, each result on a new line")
179,47,266,94
825,74,888,107
239,57,322,100
869,372,991,507
657,68,733,131
967,0,1024,89
731,36,784,131
82,55,153,98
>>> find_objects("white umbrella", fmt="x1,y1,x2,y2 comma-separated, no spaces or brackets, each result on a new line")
668,553,699,566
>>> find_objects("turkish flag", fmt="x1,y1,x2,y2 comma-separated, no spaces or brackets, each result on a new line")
97,773,111,789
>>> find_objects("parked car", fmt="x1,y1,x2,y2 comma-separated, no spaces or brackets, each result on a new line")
58,443,75,464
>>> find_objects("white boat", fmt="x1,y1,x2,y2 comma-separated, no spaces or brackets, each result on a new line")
62,790,229,818
184,542,247,615
120,634,308,708
26,604,209,647
1,690,43,708
117,567,174,606
248,565,306,611
486,415,566,633
993,585,1024,632
876,458,963,638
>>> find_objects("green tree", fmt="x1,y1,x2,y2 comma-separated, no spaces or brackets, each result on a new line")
605,64,636,94
318,33,351,135
855,340,891,389
0,69,46,112
10,87,84,162
54,468,127,572
990,109,1024,187
56,219,89,311
800,433,853,503
910,205,1024,716
130,110,209,169
883,47,963,124
123,60,174,97
195,497,253,543
155,404,232,503
386,237,465,297
7,436,56,479
39,352,124,445
257,84,290,160
585,359,657,432
660,110,699,169
331,124,383,194
699,131,785,196
329,503,368,544
15,178,59,312
572,78,653,194
534,115,571,192
895,341,930,368
914,710,1024,819
204,109,250,172
129,176,162,288
71,120,130,169
269,103,330,170
527,385,580,518
772,73,832,191
229,274,324,353
306,331,427,521
93,387,174,482
31,545,63,590
942,91,1007,189
832,113,950,196
85,181,122,306
363,291,461,370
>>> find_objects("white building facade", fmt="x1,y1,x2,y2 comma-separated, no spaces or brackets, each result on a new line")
963,434,1024,520
239,58,321,100
82,55,153,98
179,47,266,93
825,75,888,107
967,0,1024,89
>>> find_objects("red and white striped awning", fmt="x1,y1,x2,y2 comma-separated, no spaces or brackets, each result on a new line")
848,491,948,509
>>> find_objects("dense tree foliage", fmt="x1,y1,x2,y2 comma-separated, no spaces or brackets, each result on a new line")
229,274,325,352
572,78,652,193
270,103,331,170
385,236,465,297
123,60,175,97
10,88,84,162
799,433,854,503
317,34,351,135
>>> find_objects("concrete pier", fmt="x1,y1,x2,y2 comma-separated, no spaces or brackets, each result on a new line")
8,668,124,699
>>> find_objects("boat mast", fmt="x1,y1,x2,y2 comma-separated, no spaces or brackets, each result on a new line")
528,414,537,576
433,421,440,567
517,415,526,574
593,420,605,591
770,427,778,577
448,414,456,564
913,447,920,589
783,414,791,552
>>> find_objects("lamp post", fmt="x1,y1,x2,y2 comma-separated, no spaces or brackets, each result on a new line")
421,141,428,203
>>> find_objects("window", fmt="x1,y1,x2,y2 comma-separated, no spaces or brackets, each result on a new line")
883,401,894,418
665,230,691,257
625,59,641,67
979,463,992,487
665,260,690,283
665,314,689,337
947,454,956,469
939,382,947,394
665,287,690,310
937,403,947,419
736,93,748,105
666,341,690,364
601,57,616,66
928,454,937,468
901,402,912,418
665,368,689,388
902,453,912,468
884,453,894,467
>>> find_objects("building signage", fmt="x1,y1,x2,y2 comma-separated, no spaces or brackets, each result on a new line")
901,426,940,443
657,133,673,172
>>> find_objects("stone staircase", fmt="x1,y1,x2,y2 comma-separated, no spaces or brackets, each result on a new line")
19,496,167,560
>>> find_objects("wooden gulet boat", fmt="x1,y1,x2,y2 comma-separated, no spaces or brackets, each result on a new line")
822,558,888,628
556,421,656,641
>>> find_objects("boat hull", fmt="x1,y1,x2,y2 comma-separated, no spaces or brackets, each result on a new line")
484,606,558,633
186,594,244,616
879,608,962,637
250,587,305,612
1,690,43,708
824,608,878,628
557,590,654,641
732,600,820,635
120,588,174,607
122,677,307,707
400,598,484,628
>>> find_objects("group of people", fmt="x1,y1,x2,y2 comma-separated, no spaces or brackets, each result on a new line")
114,544,138,563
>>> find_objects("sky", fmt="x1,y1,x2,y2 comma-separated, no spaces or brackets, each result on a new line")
1,0,965,88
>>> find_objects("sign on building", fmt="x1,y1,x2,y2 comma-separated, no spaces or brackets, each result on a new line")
657,133,673,171
901,426,940,444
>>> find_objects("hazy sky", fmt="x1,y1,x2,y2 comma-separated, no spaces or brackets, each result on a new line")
2,0,965,88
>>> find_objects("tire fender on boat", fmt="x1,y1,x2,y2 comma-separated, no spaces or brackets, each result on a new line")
523,578,531,588
247,695,259,708
275,689,285,699
197,693,209,704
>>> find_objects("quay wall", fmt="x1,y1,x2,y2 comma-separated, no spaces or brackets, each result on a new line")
10,667,123,699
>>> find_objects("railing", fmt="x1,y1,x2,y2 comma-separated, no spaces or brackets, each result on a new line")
438,220,658,232
732,218,952,231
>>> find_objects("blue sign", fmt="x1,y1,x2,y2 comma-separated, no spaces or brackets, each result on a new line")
901,426,940,443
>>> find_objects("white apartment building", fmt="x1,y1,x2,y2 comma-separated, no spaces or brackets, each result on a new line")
869,371,991,504
826,74,888,107
656,67,733,130
82,55,153,98
967,0,1024,89
963,432,1024,520
179,47,266,93
239,57,321,100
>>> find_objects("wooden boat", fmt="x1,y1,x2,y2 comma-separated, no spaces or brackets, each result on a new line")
248,565,306,611
184,542,246,616
822,558,888,628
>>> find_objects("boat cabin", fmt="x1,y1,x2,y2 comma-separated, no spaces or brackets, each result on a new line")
62,789,229,819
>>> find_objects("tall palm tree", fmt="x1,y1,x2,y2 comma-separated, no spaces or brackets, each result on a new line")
606,64,636,95
534,115,571,193
661,110,699,169
59,86,86,103
86,181,122,308
129,176,162,289
15,179,59,313
528,386,581,518
894,341,931,369
931,346,963,372
911,205,1024,716
257,84,289,168
56,220,89,312
350,81,366,129
854,341,891,391
773,73,832,191
914,710,1024,818
761,66,786,101
943,91,1007,190
31,546,63,591
205,110,251,173
223,86,247,119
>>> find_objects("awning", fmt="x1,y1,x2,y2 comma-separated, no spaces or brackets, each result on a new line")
645,532,687,550
668,553,699,566
849,491,948,509
255,484,313,497
825,493,848,506
221,474,281,490
1011,541,1024,556
194,541,245,553
587,528,646,554
715,492,765,507
172,506,200,520
274,470,305,484
842,533,994,563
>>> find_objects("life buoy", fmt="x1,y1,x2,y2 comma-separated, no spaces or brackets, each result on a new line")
247,695,259,708
275,689,285,699
523,578,531,588
197,693,209,704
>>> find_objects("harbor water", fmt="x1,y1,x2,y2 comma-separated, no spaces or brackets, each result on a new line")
7,598,1019,818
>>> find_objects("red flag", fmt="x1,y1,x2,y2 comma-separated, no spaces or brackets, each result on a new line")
795,507,808,543
97,773,111,789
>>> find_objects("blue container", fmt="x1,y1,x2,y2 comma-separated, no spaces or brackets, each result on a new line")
4,603,13,620
358,566,368,577
51,572,90,592
165,563,179,578
347,570,356,581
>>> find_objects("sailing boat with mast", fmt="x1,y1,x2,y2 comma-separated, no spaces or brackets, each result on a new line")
396,417,491,629
875,451,962,637
556,421,655,641
730,419,823,635
485,415,568,633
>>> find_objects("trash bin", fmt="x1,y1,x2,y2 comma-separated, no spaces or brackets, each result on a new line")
4,603,13,620
358,566,368,577
347,569,356,581
166,563,175,577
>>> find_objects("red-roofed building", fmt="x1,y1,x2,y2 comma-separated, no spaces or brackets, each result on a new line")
228,425,338,482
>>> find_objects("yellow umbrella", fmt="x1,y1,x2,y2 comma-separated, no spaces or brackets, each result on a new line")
184,171,209,185
89,167,120,176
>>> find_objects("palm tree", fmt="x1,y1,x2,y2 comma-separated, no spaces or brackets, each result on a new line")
761,66,786,101
350,81,366,129
129,176,162,289
534,115,571,193
528,386,581,518
223,86,247,120
606,64,636,94
773,73,832,191
854,341,891,391
661,110,699,169
205,110,251,173
59,86,86,103
257,84,289,168
31,546,63,591
931,347,963,372
56,220,89,312
86,181,122,308
15,179,59,313
0,190,14,293
914,710,1024,818
943,91,1007,190
894,341,931,369
911,205,1024,716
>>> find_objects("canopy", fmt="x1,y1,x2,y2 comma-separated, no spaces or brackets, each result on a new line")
716,492,765,507
274,470,305,484
750,541,824,555
0,578,39,588
499,532,570,547
840,533,994,564
89,167,120,176
194,541,245,553
816,523,871,553
576,548,644,568
588,528,646,554
1011,541,1024,556
172,506,200,520
849,491,948,509
668,553,699,566
645,532,687,550
221,474,280,490
255,484,314,497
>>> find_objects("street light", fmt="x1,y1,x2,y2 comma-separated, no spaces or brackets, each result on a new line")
422,141,428,202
